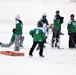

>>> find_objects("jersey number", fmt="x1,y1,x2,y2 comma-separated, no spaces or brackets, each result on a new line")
36,30,39,34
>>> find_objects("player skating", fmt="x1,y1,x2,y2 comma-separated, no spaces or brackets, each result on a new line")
36,13,49,50
51,10,64,48
29,22,46,57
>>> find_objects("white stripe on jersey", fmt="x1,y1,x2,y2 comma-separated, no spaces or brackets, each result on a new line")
16,20,19,24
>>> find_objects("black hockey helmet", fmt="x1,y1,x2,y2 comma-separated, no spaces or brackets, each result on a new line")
56,10,60,14
70,14,74,17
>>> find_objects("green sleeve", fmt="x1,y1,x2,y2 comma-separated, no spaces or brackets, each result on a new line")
67,24,71,32
29,30,34,37
41,31,46,40
60,17,64,24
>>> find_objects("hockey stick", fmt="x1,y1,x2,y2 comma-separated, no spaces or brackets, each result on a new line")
47,38,51,42
70,35,76,48
46,42,64,49
46,42,51,45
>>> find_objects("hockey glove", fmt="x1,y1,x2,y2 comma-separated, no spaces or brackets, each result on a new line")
43,39,46,43
68,32,71,35
60,17,64,24
12,28,16,33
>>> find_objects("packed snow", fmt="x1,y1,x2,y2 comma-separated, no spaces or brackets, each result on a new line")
0,0,76,75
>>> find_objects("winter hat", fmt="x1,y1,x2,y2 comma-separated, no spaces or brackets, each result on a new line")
43,13,47,17
56,10,60,14
70,14,74,17
15,14,20,20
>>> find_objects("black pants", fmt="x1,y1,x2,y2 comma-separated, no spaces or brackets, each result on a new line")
69,33,76,48
29,42,44,56
52,30,60,46
36,37,47,49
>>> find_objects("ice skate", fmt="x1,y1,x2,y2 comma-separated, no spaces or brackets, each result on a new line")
20,45,24,47
39,55,45,57
0,42,2,45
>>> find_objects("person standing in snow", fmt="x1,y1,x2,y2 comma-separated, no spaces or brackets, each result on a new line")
67,14,76,48
36,13,49,50
29,22,46,57
14,15,23,51
0,28,24,48
51,10,64,48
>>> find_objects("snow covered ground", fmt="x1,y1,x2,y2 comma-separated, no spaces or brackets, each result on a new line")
0,0,76,75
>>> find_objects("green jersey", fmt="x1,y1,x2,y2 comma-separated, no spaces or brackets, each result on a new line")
11,33,15,42
53,17,63,31
67,20,76,33
15,20,23,35
29,27,46,42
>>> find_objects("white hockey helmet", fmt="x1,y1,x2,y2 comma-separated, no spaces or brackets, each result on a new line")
15,14,20,20
43,13,47,17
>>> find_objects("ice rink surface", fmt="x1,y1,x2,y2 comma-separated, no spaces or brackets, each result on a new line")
0,0,76,75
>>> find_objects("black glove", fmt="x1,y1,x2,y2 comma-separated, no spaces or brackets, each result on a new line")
60,17,64,24
60,17,64,20
68,32,71,35
12,28,16,33
31,35,33,37
43,39,46,43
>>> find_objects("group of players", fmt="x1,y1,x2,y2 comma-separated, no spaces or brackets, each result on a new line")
29,10,76,57
0,10,76,57
29,10,64,57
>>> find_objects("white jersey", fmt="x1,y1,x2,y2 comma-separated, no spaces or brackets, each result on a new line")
43,24,49,38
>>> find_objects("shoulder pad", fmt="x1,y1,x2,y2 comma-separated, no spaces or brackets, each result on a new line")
16,20,19,24
53,17,56,20
68,20,72,24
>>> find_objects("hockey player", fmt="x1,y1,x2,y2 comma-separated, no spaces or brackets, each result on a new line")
67,14,76,48
29,22,46,57
36,13,49,50
0,28,24,48
51,10,64,48
37,13,49,27
14,15,23,51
